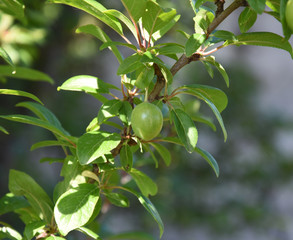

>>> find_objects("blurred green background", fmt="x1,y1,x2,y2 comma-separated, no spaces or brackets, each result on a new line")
1,1,293,239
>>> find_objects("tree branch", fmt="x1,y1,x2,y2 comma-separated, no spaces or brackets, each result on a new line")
170,53,201,76
148,63,166,102
207,0,247,36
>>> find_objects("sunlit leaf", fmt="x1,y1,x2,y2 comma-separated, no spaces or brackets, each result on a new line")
48,0,123,35
54,183,100,236
0,65,53,84
24,220,46,240
58,75,119,94
129,168,158,196
0,89,43,105
120,0,146,22
77,131,121,165
97,99,123,124
185,33,206,57
0,226,22,240
170,109,198,153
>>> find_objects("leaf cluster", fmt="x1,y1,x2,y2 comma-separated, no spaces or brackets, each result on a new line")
0,0,292,239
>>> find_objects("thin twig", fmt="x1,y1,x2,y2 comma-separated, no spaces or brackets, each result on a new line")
207,0,247,37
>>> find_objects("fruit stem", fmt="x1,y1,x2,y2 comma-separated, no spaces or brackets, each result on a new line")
144,88,149,102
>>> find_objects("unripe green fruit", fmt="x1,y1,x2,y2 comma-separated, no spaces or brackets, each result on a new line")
286,0,293,31
131,102,163,141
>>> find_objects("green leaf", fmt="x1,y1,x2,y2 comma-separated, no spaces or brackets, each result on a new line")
135,65,155,89
0,65,53,84
238,7,258,33
0,47,14,67
117,54,144,75
125,188,164,238
228,32,293,58
24,220,46,240
103,192,130,208
97,99,123,125
193,7,214,34
152,14,180,41
58,75,119,94
129,168,158,197
170,109,198,153
185,33,206,57
120,0,146,22
192,114,216,131
148,142,171,166
76,24,123,63
107,231,155,240
77,131,121,165
120,144,133,171
0,125,9,134
0,226,22,240
77,227,102,240
100,41,137,51
202,56,229,87
0,0,26,24
8,170,54,224
0,115,69,139
13,206,40,225
54,184,100,236
30,140,72,151
178,84,228,112
246,0,266,13
48,0,123,35
142,1,177,38
178,87,227,141
0,193,29,215
119,101,132,126
53,156,87,202
266,0,280,12
157,43,185,56
195,147,219,177
280,0,293,39
104,9,138,42
16,101,70,136
0,89,43,105
211,30,237,41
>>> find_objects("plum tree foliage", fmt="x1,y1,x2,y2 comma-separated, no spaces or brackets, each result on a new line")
0,0,292,239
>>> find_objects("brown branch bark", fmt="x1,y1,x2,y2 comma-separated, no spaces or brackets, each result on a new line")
148,63,166,102
215,0,225,17
207,0,247,36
